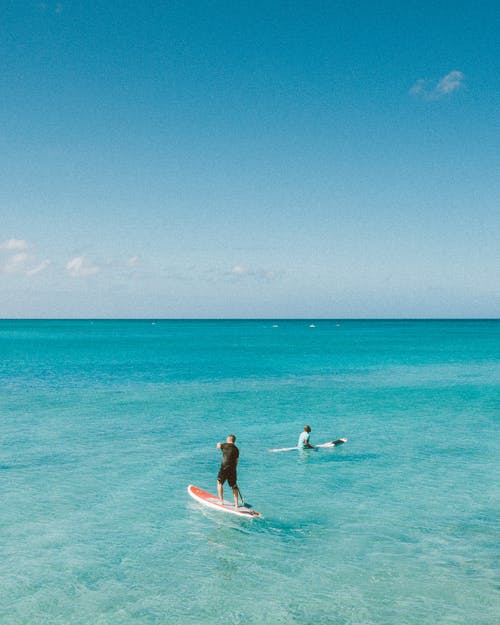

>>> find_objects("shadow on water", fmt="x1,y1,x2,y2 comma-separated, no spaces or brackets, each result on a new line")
187,500,324,541
295,451,379,465
325,452,379,463
253,516,327,541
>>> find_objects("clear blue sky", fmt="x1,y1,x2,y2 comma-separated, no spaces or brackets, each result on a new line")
1,1,499,318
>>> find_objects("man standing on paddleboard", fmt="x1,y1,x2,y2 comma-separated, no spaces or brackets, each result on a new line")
216,434,239,507
298,425,315,449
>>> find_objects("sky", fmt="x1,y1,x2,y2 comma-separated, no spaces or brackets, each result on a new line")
1,1,499,318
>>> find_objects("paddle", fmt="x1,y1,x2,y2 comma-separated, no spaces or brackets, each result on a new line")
237,486,252,508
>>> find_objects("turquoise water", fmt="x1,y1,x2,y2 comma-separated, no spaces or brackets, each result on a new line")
1,320,498,625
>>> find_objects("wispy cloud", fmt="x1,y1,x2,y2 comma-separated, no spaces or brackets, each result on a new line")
36,2,64,14
230,264,249,276
226,264,281,282
0,239,142,280
66,256,100,277
435,71,464,96
409,79,427,97
26,260,51,276
0,238,29,251
3,252,29,273
0,238,51,276
410,70,465,100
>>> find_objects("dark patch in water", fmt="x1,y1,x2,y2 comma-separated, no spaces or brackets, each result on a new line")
327,452,379,463
0,454,78,471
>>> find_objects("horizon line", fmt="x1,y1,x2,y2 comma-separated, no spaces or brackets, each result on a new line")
1,317,499,322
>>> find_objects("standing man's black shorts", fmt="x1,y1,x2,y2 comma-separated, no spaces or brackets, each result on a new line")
217,465,237,488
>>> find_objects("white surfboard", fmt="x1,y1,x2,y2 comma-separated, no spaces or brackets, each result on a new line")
269,437,348,453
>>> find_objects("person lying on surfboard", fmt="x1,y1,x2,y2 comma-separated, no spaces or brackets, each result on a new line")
298,425,315,449
216,434,239,507
268,430,347,452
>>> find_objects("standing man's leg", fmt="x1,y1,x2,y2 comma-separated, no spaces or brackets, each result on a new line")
229,469,239,507
217,479,223,502
232,484,239,508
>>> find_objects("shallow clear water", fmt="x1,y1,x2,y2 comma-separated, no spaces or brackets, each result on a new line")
1,320,498,624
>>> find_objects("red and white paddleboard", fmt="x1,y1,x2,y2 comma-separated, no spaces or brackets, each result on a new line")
187,484,262,518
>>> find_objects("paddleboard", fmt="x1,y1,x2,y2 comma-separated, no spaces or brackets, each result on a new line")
187,484,262,518
269,437,348,453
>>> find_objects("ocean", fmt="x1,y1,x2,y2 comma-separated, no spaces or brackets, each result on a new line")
1,319,498,624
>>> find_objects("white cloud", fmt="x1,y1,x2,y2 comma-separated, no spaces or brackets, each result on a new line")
36,2,63,14
0,240,53,276
226,264,281,282
3,252,29,273
127,255,140,267
435,71,464,96
409,79,427,96
66,256,100,277
410,70,464,100
230,264,249,276
0,239,29,251
26,260,51,276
